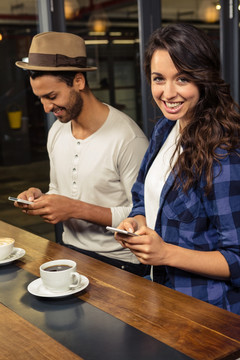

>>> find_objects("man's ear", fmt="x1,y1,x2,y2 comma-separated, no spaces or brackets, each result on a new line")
74,72,85,90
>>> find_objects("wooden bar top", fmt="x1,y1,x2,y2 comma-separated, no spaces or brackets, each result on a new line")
1,220,240,360
0,303,83,360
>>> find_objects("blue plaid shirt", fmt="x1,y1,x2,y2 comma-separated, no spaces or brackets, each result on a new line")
129,117,240,314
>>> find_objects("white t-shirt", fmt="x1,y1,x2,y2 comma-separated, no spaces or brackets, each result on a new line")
145,120,180,229
47,104,149,263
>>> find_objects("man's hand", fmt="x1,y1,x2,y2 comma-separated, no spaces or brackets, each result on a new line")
14,187,43,210
26,194,74,224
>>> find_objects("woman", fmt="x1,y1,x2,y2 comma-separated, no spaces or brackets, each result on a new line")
115,23,240,314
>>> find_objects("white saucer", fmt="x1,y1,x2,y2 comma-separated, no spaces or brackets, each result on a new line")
0,247,25,266
27,275,89,298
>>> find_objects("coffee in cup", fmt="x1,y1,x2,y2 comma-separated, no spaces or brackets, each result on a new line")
40,259,81,293
0,238,15,260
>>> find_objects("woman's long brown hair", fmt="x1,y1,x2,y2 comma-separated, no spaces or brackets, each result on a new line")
144,23,240,194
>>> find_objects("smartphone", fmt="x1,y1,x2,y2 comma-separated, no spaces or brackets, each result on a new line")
106,226,138,237
8,196,34,205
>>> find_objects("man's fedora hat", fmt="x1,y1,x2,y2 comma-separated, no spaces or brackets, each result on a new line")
16,31,97,72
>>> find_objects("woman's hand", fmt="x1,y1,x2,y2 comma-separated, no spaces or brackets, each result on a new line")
117,217,139,233
115,215,168,264
118,225,168,265
114,217,137,248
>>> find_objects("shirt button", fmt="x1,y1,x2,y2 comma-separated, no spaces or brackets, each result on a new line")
77,141,80,145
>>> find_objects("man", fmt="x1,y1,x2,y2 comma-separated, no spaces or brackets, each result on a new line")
14,31,149,276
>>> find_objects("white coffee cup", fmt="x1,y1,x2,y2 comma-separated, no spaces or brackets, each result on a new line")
0,238,15,260
40,259,81,293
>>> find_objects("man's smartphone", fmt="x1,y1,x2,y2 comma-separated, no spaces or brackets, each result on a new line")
8,196,34,205
106,226,138,237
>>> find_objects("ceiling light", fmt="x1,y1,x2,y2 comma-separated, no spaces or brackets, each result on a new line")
113,39,136,44
109,32,122,36
85,40,109,45
88,31,106,36
64,0,76,20
88,11,110,33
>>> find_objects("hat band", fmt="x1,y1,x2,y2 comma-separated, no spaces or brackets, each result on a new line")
29,53,87,68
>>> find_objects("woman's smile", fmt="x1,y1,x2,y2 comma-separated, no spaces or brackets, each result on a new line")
163,101,184,113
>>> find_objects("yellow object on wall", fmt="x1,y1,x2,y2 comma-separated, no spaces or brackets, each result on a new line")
7,110,22,129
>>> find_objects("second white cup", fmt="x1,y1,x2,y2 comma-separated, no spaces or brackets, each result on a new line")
40,259,81,293
0,238,15,260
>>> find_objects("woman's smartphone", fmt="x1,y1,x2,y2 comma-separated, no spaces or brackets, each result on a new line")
8,196,34,205
106,226,138,236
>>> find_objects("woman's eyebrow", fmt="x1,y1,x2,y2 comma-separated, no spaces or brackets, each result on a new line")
151,71,161,75
151,71,186,77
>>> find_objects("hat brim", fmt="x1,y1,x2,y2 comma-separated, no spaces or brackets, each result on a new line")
15,61,97,72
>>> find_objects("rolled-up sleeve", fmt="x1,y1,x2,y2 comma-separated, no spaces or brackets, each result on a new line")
204,152,240,287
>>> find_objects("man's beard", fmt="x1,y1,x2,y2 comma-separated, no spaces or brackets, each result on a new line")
56,89,83,122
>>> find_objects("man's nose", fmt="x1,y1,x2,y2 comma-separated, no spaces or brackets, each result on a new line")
41,98,53,113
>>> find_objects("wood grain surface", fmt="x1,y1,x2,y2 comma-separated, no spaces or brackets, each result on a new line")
1,220,240,360
0,303,82,360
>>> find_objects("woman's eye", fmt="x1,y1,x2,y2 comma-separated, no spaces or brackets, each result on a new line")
178,77,189,84
152,76,163,83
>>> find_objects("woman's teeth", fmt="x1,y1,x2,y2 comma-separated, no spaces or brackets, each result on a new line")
165,102,182,108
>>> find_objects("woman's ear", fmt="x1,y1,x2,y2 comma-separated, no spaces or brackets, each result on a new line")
74,72,85,90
